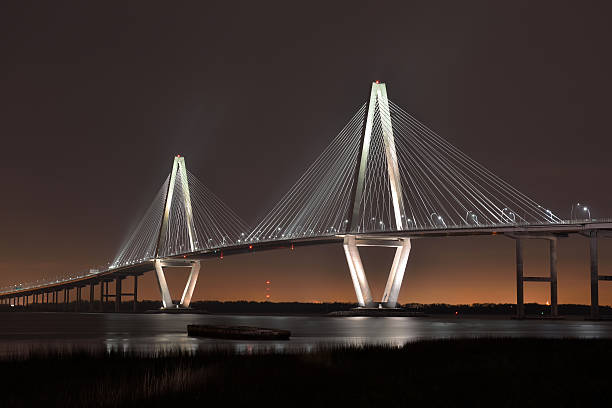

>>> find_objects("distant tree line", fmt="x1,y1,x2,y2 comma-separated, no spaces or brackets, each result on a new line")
0,300,611,316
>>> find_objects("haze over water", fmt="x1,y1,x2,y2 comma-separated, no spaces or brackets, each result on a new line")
2,313,612,355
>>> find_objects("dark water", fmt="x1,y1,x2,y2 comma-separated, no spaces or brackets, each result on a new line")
1,312,612,355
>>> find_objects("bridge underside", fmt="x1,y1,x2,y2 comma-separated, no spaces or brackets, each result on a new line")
1,225,612,318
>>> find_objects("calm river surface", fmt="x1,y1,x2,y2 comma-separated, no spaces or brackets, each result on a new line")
1,312,612,355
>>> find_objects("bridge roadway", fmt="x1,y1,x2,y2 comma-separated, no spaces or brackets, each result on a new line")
1,219,611,316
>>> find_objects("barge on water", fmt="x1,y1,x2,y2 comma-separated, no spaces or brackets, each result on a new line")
187,324,291,340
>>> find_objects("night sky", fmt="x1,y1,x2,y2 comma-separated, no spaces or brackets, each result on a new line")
1,1,611,305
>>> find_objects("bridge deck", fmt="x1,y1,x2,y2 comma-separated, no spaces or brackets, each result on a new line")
2,221,611,298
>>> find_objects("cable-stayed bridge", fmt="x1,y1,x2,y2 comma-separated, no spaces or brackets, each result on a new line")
1,82,611,318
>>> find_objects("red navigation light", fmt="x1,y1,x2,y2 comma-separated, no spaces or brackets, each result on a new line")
220,251,224,260
290,243,294,251
266,280,271,285
183,255,186,258
177,154,181,157
249,244,253,250
375,80,380,84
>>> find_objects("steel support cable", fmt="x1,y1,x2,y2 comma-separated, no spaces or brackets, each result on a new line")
187,175,236,247
385,111,488,226
112,177,168,267
249,115,358,240
375,112,431,229
386,122,459,227
393,115,518,226
186,171,248,248
291,141,359,238
395,137,459,227
252,104,365,239
271,110,363,238
390,104,539,223
381,106,447,228
393,139,435,229
248,105,365,241
283,122,361,237
390,101,559,223
390,116,498,226
255,125,358,240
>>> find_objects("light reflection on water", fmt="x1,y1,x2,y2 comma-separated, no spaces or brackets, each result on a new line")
0,312,611,356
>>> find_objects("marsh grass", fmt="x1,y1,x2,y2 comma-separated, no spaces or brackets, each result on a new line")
1,338,611,407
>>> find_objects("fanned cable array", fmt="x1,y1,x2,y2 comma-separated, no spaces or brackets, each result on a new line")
112,160,249,268
248,89,561,242
387,100,561,229
111,178,169,267
247,104,365,242
180,170,250,252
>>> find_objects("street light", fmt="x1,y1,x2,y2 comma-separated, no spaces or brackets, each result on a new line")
571,203,591,221
501,208,516,224
431,213,446,228
465,211,479,226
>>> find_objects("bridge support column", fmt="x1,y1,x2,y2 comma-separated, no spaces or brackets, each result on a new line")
343,236,411,308
115,278,123,313
382,239,412,308
76,287,81,311
343,236,374,307
513,235,558,319
180,261,200,308
90,283,95,311
550,239,558,317
515,238,525,319
133,275,138,312
590,231,599,320
154,259,174,309
100,281,105,311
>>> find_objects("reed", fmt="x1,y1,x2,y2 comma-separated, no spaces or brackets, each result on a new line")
1,338,610,407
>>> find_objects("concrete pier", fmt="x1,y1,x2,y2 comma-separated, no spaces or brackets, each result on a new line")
514,235,558,319
115,277,123,312
590,231,599,319
133,275,138,312
100,281,105,311
515,238,524,319
90,283,95,311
